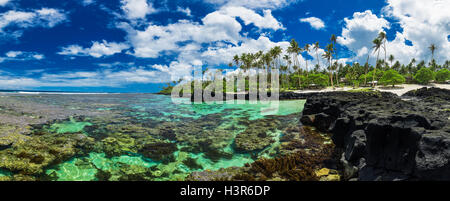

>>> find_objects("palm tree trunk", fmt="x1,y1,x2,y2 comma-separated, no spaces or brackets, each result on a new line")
329,59,334,89
373,51,380,88
384,42,387,69
364,54,370,86
295,54,301,89
306,60,309,77
287,63,290,90
316,51,320,68
335,66,339,87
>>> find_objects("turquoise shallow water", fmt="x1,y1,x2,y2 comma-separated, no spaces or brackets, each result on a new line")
22,94,306,181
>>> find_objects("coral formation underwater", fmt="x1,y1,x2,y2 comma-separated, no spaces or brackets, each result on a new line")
0,94,331,181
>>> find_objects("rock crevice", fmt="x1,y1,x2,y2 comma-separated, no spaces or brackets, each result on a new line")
300,88,450,181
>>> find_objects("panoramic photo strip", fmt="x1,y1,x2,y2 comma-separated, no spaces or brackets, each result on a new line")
0,0,449,199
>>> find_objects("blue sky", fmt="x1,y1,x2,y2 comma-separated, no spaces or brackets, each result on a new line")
0,0,448,92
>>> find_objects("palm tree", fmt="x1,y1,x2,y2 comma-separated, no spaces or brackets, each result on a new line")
240,53,255,72
330,34,339,86
288,39,302,88
410,58,416,74
323,44,334,89
304,44,310,77
330,34,337,45
372,38,382,87
314,42,321,69
262,52,272,72
283,54,291,89
271,46,283,70
334,61,340,87
239,53,247,72
378,32,387,65
389,54,395,67
314,64,320,73
233,54,240,68
429,44,437,62
362,50,372,86
253,51,263,69
292,65,299,88
280,65,288,90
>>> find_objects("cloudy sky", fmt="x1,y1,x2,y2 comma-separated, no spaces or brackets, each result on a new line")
0,0,448,92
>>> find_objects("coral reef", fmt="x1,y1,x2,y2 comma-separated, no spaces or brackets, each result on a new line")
188,124,340,181
0,132,95,175
139,142,178,163
234,118,280,152
0,93,309,181
186,167,244,181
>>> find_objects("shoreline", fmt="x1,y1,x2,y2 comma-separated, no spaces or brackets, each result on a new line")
155,84,450,102
0,86,448,181
291,83,450,96
299,87,450,180
186,87,450,181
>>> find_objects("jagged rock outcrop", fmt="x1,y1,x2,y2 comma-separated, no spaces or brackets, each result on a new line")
190,91,321,102
300,88,450,181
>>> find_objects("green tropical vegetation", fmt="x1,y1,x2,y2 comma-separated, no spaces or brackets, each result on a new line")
435,68,450,83
160,33,449,94
414,68,435,85
379,69,406,87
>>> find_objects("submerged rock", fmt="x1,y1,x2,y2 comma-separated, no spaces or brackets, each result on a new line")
0,133,95,175
139,142,178,163
234,119,279,152
187,123,339,181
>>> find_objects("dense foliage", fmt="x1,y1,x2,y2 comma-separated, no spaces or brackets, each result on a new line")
435,68,450,83
379,69,406,87
414,68,435,85
159,33,449,93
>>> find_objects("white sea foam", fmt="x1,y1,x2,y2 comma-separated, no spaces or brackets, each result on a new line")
15,91,111,95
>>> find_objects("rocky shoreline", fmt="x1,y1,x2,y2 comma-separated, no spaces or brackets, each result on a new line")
300,87,450,180
1,88,448,181
186,87,450,181
184,91,320,102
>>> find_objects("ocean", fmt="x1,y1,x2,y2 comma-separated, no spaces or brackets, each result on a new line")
0,93,308,181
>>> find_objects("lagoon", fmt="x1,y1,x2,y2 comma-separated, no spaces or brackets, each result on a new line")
0,93,308,181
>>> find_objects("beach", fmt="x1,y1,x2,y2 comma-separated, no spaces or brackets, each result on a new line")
292,84,450,96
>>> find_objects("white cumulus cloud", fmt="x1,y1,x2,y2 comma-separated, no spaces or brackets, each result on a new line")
0,8,67,39
177,7,191,16
219,6,284,30
58,40,129,58
6,51,22,58
204,0,299,10
300,17,325,30
336,1,450,65
336,10,390,64
383,0,450,64
0,0,11,6
0,51,45,63
121,0,157,20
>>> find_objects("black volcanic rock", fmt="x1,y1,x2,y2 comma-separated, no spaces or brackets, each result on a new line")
300,88,450,180
190,91,320,102
403,87,450,102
